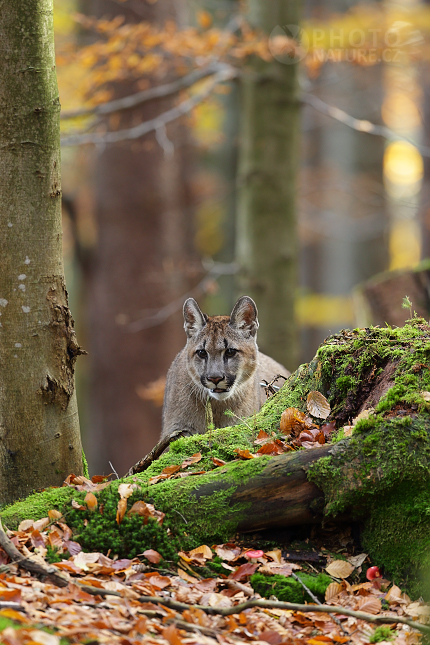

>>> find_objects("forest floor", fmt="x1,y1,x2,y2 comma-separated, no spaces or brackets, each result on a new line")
0,499,427,645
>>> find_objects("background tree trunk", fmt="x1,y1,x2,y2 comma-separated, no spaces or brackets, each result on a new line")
236,1,301,371
85,0,198,476
0,0,83,506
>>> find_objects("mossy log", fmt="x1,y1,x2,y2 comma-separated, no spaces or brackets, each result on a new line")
3,319,430,595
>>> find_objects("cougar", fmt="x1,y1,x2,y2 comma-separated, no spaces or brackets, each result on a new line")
161,296,289,439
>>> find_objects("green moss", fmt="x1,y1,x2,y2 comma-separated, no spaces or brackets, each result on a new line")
250,572,331,603
369,626,395,643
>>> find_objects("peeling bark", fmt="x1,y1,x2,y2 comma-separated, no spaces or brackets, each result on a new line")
0,0,84,505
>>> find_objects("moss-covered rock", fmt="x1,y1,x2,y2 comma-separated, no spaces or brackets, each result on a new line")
3,319,430,595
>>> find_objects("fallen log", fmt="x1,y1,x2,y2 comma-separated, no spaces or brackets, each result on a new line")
3,318,430,596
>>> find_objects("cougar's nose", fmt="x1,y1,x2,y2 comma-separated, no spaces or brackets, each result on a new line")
207,374,224,385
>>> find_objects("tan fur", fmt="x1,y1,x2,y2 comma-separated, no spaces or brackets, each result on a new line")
161,296,289,439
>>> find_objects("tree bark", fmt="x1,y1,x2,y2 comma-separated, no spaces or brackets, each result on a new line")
236,1,301,371
0,0,84,505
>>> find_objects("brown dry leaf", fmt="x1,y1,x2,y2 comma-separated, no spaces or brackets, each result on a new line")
385,584,402,604
181,452,202,469
48,509,63,522
118,483,135,499
280,407,310,435
265,548,282,564
18,519,34,532
307,391,331,419
420,391,430,401
0,608,30,624
230,562,259,581
71,499,86,511
254,430,271,445
352,408,375,425
214,543,241,561
325,581,344,601
356,596,382,614
143,549,161,564
163,623,183,645
325,560,355,579
189,544,213,561
256,441,286,456
347,553,368,567
30,529,46,550
116,498,127,525
212,456,226,467
177,567,198,583
84,492,98,511
259,563,300,577
161,464,181,476
234,448,255,459
33,517,50,532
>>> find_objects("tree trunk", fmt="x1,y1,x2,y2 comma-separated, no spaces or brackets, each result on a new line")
85,0,198,476
236,1,301,371
0,0,84,505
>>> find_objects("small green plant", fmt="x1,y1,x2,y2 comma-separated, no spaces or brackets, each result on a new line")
402,296,413,319
369,626,395,643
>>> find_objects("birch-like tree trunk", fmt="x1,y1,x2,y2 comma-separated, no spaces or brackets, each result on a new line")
0,0,84,505
236,1,300,371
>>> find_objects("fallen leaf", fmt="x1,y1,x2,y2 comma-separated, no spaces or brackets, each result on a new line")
116,498,127,524
325,581,344,601
212,456,226,466
163,624,183,645
420,391,430,401
197,9,212,29
230,562,259,581
326,560,355,579
265,549,282,564
280,407,310,435
234,448,254,459
143,549,162,564
348,553,368,567
71,499,86,511
181,452,202,469
118,483,135,499
254,430,271,445
356,596,382,614
177,567,197,583
48,509,63,522
259,630,284,645
259,563,300,577
0,608,30,624
214,543,241,561
189,544,213,561
307,391,331,419
18,519,34,532
84,492,98,511
33,517,50,531
385,584,402,604
256,441,286,455
352,408,375,425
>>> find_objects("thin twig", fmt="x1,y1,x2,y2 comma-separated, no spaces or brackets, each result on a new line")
291,571,349,637
60,64,223,120
61,66,237,147
109,461,120,480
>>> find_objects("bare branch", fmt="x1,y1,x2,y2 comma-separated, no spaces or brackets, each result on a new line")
60,64,223,120
302,92,430,157
60,66,237,147
126,260,238,332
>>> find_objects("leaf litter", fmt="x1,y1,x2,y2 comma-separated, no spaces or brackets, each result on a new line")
0,498,426,645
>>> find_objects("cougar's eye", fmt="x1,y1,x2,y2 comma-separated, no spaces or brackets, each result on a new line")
225,348,237,358
196,349,207,359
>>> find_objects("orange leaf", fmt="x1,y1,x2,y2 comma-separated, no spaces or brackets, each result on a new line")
280,408,310,435
356,596,382,614
84,492,98,511
256,442,285,455
181,452,202,469
212,456,226,466
48,509,63,521
254,430,270,445
230,562,259,581
0,589,21,602
161,464,181,476
234,448,254,459
197,10,212,29
116,498,127,525
0,609,29,624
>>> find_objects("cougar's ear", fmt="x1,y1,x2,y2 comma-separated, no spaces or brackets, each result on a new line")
229,296,259,337
183,298,207,338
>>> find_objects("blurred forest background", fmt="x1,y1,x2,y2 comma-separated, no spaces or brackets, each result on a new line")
54,0,430,475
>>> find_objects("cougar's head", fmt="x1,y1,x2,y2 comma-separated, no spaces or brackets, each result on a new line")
183,296,259,401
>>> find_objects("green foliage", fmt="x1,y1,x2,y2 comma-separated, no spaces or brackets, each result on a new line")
369,626,395,643
250,572,331,603
46,545,69,564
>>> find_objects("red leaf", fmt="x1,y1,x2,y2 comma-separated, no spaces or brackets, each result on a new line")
229,562,259,581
